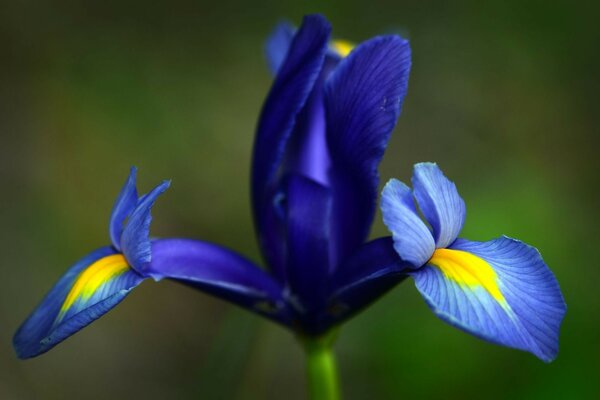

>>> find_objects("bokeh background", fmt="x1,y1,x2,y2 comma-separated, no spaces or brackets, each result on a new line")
1,0,598,399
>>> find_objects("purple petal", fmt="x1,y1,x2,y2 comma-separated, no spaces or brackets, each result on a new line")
325,35,411,265
328,237,409,326
285,175,332,323
146,238,292,325
252,14,331,277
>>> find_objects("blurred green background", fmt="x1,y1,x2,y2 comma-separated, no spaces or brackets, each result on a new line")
1,0,598,398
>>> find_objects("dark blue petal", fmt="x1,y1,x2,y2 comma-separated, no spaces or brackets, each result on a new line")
109,167,138,250
120,180,170,272
328,237,409,326
252,14,330,225
285,175,332,321
265,21,296,75
252,14,331,277
13,247,145,359
381,178,435,267
412,237,566,362
412,163,466,248
146,238,292,325
324,35,411,264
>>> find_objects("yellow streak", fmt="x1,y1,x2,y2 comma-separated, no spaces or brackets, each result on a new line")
331,40,354,58
57,254,129,320
428,248,507,305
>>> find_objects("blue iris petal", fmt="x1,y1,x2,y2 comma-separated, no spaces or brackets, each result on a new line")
412,162,466,248
146,238,292,325
109,167,138,250
265,20,296,75
13,247,145,359
381,178,435,267
325,35,411,264
252,14,331,280
120,180,170,272
285,174,332,324
252,14,330,217
329,237,409,325
412,237,566,362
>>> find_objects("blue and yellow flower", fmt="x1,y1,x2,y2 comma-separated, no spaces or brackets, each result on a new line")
379,163,566,361
15,14,565,365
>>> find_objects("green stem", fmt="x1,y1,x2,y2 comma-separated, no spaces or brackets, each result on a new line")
301,332,341,400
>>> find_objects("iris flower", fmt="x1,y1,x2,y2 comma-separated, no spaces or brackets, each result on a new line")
15,13,565,400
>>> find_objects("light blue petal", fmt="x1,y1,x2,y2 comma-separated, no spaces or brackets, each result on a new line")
412,162,466,248
120,180,170,271
109,167,138,250
381,178,435,267
13,247,145,359
265,21,296,75
412,236,566,362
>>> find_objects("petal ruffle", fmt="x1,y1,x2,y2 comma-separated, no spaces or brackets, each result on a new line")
412,237,566,362
285,175,331,321
412,163,466,248
109,167,138,250
13,247,145,359
265,21,296,75
120,180,170,272
381,178,435,267
325,35,411,264
328,237,409,326
146,238,292,325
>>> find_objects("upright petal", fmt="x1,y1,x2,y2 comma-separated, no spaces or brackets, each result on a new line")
412,163,466,248
285,175,331,323
252,14,331,218
325,35,411,264
120,180,170,272
328,237,409,326
14,247,145,359
109,167,138,250
252,14,331,279
412,237,566,362
265,21,296,75
146,238,292,325
381,179,435,267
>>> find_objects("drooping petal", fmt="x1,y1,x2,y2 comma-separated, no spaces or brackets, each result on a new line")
109,167,138,250
381,179,435,267
13,247,145,359
412,163,466,248
285,175,331,322
328,237,409,326
120,180,170,272
252,14,331,279
412,236,566,362
252,14,331,218
265,21,296,75
325,35,412,264
146,238,292,325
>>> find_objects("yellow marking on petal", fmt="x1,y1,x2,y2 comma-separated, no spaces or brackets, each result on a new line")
331,40,354,58
57,254,129,321
428,248,507,306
